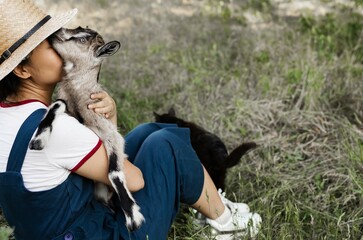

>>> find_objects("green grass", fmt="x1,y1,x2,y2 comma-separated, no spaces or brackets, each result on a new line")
2,0,363,239
106,1,363,239
0,214,12,240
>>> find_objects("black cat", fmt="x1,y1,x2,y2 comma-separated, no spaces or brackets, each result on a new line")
153,108,257,191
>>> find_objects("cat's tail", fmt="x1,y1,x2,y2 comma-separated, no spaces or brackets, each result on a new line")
225,142,257,168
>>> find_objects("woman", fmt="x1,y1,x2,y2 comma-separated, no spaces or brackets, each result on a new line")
0,1,261,239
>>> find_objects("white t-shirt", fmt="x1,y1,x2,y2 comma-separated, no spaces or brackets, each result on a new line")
0,100,101,192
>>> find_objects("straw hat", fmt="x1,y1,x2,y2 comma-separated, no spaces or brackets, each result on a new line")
0,0,77,80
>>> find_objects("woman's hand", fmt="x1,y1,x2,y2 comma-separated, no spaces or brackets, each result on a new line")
88,91,117,126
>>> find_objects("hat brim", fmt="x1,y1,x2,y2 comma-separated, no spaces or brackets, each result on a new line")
0,8,78,80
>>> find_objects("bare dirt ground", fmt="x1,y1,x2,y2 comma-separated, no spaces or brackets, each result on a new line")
37,0,362,34
35,0,363,101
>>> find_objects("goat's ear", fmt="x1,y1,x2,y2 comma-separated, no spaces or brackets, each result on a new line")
96,41,121,58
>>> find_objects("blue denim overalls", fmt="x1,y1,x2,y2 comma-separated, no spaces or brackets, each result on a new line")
0,110,205,240
0,109,125,239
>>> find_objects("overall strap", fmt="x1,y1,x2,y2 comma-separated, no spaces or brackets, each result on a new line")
6,109,46,172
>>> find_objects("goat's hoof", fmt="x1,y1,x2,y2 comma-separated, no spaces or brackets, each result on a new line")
29,139,44,150
127,221,142,232
126,209,145,231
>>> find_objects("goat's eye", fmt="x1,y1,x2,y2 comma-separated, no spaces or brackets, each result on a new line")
79,37,87,43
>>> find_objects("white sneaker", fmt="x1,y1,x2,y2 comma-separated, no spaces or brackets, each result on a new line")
218,189,250,214
206,212,262,239
191,189,250,227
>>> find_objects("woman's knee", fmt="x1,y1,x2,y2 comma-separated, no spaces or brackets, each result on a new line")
126,123,160,138
142,129,172,150
125,123,165,161
132,129,176,166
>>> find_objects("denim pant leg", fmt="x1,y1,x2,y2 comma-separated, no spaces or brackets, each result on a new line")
124,123,176,162
122,123,204,240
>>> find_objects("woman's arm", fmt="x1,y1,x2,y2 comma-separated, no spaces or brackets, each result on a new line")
74,142,145,192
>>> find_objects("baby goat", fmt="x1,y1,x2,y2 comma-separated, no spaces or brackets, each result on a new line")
29,27,144,231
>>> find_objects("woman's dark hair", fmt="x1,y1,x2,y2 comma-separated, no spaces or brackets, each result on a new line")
0,72,21,102
0,56,30,102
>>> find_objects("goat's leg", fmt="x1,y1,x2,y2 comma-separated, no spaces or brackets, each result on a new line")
29,99,67,150
94,182,114,205
108,150,145,231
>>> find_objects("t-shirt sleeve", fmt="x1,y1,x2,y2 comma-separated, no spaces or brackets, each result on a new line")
43,113,102,171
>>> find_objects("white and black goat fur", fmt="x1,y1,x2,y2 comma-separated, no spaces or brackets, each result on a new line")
29,27,144,231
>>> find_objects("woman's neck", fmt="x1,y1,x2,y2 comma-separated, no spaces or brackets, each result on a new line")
7,81,55,106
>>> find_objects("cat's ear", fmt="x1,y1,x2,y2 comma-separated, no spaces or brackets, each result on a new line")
168,107,176,116
153,111,160,120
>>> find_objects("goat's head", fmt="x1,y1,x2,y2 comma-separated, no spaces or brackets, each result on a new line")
49,26,121,72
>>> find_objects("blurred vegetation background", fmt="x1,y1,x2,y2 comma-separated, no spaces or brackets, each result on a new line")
2,0,363,239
